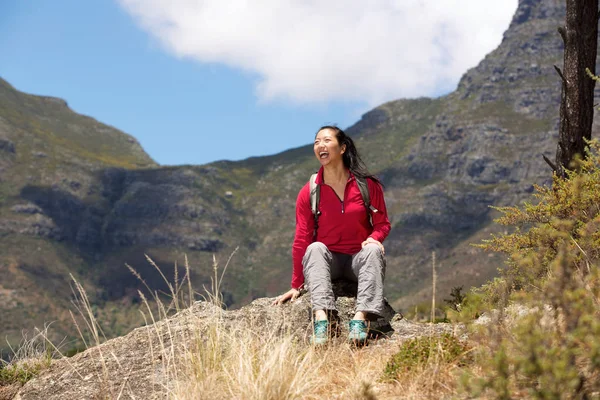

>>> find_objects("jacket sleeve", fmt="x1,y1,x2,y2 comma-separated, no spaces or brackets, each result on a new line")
291,183,314,289
367,179,391,243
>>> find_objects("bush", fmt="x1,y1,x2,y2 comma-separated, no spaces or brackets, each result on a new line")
478,140,600,299
0,359,50,386
472,140,600,398
382,333,471,381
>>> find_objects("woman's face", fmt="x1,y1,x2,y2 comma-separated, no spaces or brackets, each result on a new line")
314,128,346,167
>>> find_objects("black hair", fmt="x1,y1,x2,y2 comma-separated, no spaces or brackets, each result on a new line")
315,125,382,185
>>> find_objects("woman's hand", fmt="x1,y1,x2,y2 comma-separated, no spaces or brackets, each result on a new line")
272,288,301,305
362,237,385,255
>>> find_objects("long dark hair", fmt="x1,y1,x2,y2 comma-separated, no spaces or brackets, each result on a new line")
316,125,382,185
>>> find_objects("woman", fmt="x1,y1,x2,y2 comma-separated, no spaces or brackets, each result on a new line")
273,125,391,345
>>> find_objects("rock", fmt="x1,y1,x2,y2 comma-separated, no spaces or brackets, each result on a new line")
0,383,21,400
10,204,43,215
330,279,399,336
11,296,452,400
40,96,68,108
347,108,390,137
0,139,15,154
474,303,555,328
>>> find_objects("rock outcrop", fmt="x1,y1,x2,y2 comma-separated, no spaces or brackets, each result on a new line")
5,294,452,400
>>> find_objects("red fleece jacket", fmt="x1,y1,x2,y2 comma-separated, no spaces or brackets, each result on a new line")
291,168,391,289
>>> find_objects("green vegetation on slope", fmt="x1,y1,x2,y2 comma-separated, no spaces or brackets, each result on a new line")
0,78,155,170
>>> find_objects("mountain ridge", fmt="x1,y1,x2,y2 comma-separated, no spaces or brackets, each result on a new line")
1,0,597,355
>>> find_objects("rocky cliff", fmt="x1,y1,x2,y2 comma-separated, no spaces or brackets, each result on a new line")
1,0,598,356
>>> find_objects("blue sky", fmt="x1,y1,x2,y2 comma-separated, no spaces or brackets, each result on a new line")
0,0,517,166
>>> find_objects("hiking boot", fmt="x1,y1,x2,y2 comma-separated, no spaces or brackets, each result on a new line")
311,320,329,345
348,320,368,345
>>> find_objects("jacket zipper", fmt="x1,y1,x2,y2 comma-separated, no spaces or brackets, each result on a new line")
341,179,352,214
325,177,352,214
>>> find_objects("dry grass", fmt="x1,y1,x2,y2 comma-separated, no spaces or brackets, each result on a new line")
100,251,475,399
123,251,470,399
171,323,384,399
5,250,474,399
0,327,55,386
166,319,475,400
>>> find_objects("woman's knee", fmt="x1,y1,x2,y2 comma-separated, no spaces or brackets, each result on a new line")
358,244,386,275
302,242,330,270
304,242,328,260
362,243,384,258
306,241,327,252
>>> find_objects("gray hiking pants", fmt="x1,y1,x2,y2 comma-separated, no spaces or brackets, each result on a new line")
302,242,386,317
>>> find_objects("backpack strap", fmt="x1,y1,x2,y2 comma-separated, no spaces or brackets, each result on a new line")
309,173,320,241
355,176,378,226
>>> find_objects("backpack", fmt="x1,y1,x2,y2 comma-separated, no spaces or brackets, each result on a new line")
309,173,379,241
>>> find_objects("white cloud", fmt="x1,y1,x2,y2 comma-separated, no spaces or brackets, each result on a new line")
117,0,518,106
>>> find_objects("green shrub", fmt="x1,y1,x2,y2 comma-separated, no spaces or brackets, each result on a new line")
471,140,600,398
468,277,600,398
382,333,471,381
0,357,50,385
478,140,600,300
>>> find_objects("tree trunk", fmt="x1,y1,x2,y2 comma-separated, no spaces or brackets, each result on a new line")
553,0,599,178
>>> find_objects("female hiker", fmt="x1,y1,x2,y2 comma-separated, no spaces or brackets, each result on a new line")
272,125,391,345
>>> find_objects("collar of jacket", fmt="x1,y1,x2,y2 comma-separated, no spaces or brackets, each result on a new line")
315,166,355,185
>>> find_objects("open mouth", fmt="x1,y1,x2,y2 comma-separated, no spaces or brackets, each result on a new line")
319,152,329,159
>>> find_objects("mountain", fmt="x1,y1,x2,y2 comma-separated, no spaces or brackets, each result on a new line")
1,0,598,355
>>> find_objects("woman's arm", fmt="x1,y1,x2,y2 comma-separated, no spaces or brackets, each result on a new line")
273,183,313,306
291,183,314,289
367,179,391,243
271,287,301,305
